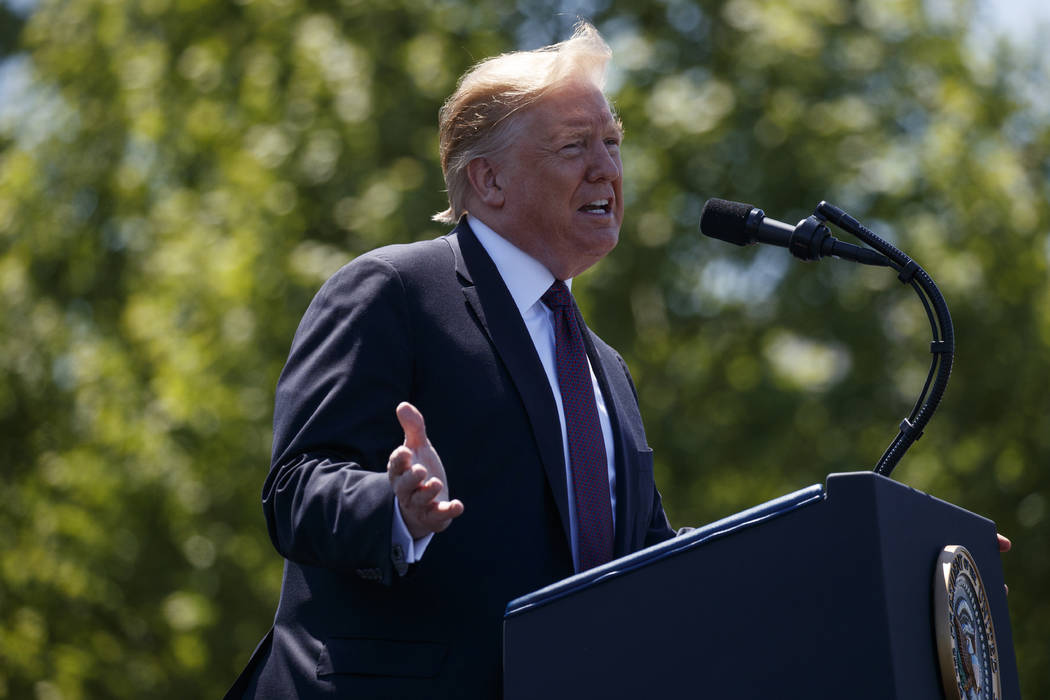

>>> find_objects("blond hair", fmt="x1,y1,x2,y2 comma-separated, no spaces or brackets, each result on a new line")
432,21,614,224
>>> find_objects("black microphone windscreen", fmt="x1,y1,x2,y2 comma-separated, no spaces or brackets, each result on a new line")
699,198,756,246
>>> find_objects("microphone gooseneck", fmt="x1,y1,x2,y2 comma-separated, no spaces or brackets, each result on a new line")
698,197,954,478
814,201,954,477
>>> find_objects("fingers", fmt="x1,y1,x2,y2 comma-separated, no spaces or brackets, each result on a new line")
387,445,413,480
418,496,465,533
438,498,465,519
401,475,459,516
389,459,427,498
396,475,465,538
406,475,444,508
388,456,463,534
396,401,427,449
997,533,1012,595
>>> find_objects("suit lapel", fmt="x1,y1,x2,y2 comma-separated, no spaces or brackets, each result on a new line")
444,221,573,551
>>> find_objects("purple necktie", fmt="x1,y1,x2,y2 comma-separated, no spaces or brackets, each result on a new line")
541,280,613,570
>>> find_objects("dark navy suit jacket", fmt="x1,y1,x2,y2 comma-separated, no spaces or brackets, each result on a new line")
228,220,675,698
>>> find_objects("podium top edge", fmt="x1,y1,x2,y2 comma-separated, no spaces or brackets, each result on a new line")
504,482,825,619
824,470,995,527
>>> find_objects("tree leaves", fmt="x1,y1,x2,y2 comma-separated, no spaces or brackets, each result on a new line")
1,0,1047,696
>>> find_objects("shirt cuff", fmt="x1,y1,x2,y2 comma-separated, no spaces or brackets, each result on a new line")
391,496,435,574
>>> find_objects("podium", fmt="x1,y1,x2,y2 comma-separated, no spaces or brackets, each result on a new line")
503,472,1019,699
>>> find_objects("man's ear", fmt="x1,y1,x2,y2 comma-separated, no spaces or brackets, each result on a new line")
466,157,505,209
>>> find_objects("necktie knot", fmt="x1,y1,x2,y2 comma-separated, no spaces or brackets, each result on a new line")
541,280,572,310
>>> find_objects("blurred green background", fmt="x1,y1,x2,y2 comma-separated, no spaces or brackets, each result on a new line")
1,0,1047,697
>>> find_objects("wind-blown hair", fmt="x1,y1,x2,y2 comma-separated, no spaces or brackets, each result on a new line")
432,21,614,224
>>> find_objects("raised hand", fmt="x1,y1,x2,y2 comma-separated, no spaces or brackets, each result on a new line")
387,402,465,540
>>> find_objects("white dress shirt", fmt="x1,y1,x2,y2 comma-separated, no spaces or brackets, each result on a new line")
392,215,617,572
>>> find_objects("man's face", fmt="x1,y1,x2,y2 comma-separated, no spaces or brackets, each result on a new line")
494,81,624,280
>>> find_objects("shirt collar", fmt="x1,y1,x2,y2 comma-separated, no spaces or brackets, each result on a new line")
467,214,571,316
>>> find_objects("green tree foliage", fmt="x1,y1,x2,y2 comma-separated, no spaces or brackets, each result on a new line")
0,0,1046,696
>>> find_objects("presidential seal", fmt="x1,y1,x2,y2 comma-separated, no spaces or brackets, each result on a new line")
934,545,1001,700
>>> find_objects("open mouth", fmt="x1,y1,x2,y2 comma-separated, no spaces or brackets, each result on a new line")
579,199,612,215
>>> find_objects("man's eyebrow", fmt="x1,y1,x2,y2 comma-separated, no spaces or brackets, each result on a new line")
555,120,591,133
554,119,623,138
555,127,589,139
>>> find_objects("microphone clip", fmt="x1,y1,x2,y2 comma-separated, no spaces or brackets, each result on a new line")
786,216,833,262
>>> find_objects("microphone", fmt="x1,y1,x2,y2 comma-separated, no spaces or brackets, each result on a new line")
699,198,889,267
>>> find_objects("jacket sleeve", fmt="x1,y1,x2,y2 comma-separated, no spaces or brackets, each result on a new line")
262,253,414,585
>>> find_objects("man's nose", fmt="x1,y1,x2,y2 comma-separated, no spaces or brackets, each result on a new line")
586,143,621,182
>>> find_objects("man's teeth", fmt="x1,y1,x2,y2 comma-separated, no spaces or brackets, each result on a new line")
582,199,609,212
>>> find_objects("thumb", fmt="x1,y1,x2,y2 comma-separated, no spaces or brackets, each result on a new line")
396,402,427,449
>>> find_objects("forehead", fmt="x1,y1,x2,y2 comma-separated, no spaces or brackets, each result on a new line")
527,83,621,135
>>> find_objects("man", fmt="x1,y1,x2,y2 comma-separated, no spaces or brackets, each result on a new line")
227,22,676,698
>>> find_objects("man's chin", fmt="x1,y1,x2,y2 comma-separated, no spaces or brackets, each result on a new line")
590,226,621,253
565,230,619,277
